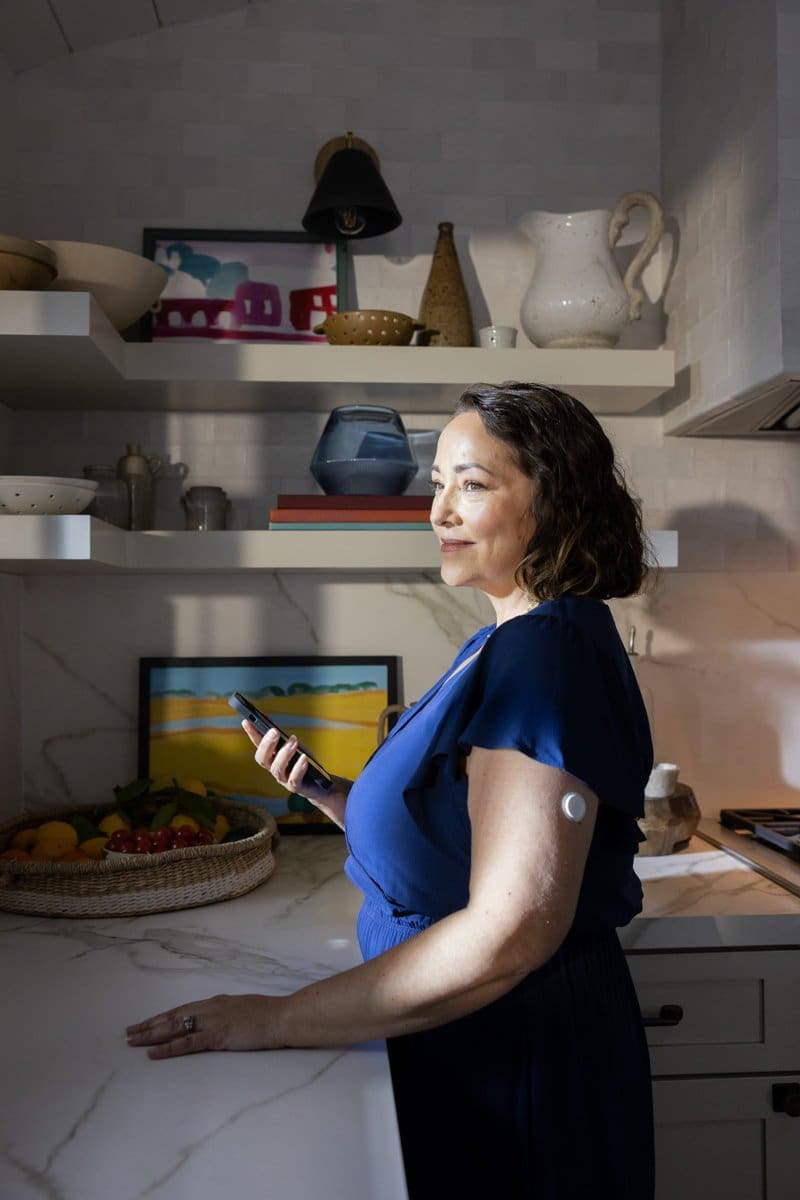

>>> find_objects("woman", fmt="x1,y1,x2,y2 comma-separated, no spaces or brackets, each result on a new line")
127,382,655,1199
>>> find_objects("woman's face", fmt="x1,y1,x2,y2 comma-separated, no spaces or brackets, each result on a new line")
430,411,536,605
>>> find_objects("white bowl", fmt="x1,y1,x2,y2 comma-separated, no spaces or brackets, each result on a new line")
37,240,167,331
0,476,98,515
0,234,58,290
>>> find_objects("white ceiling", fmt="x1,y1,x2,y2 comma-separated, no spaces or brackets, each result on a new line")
0,0,251,74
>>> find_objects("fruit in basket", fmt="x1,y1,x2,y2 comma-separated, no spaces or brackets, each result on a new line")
99,811,131,836
102,775,241,851
78,836,108,860
28,820,80,860
106,824,214,854
37,821,79,848
0,848,33,860
10,828,37,851
169,812,200,832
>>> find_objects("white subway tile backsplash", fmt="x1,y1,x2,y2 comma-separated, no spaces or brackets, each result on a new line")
534,39,599,72
725,475,788,509
663,476,726,510
631,444,695,479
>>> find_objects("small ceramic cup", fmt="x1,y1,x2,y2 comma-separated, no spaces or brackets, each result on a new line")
644,762,680,799
478,324,518,348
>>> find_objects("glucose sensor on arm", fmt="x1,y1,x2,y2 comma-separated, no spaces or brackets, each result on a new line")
560,791,587,822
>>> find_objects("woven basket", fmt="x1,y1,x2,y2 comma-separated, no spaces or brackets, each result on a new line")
0,799,278,918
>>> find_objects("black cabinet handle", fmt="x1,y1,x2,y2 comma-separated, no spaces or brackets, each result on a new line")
642,1003,684,1028
772,1083,800,1117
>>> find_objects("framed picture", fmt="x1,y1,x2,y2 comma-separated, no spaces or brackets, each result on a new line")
140,228,346,343
138,656,400,834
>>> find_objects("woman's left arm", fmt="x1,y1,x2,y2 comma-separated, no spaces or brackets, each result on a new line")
127,748,597,1058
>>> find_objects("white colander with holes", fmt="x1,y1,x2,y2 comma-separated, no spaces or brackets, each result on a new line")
0,476,99,514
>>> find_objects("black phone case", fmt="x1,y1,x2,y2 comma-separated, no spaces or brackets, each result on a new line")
227,692,332,789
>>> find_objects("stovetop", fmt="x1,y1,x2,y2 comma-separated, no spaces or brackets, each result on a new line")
697,817,800,899
719,808,800,860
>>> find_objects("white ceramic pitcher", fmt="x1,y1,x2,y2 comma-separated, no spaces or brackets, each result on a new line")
518,190,664,348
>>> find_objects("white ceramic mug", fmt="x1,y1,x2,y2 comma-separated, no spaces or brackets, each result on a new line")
644,762,680,799
478,324,518,348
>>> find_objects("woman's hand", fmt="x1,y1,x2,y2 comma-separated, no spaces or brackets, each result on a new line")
126,993,288,1059
242,720,351,829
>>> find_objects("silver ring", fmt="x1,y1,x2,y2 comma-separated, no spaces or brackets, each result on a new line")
182,1014,196,1035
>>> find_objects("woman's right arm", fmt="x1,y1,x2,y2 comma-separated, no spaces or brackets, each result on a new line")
241,720,353,830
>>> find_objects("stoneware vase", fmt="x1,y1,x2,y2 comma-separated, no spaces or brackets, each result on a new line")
518,190,664,348
418,221,474,347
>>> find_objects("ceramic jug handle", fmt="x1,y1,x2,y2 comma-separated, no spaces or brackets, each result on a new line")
377,703,408,745
608,190,664,322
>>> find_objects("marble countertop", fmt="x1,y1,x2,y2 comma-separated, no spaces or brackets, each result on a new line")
0,838,407,1200
2,831,799,1200
622,835,800,950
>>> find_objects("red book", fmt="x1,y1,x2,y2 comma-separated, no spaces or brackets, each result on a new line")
276,493,432,511
270,507,432,523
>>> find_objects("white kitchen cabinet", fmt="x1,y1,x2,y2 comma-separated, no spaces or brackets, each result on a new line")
0,292,674,414
652,1077,799,1200
628,948,800,1200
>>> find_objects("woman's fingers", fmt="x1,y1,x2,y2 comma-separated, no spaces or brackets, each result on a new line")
127,994,284,1058
126,1008,210,1058
241,718,263,747
243,721,316,798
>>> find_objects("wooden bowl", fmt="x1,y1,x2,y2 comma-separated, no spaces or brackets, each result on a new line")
0,235,57,290
314,309,425,346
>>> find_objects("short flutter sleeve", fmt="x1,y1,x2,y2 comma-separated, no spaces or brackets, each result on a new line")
457,603,652,817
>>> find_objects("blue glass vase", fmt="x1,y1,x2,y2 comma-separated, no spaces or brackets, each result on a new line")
310,405,418,495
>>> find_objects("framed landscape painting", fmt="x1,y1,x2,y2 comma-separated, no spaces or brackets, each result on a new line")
138,656,400,834
140,228,346,343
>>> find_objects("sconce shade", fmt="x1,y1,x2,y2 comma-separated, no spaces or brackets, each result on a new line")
302,143,402,240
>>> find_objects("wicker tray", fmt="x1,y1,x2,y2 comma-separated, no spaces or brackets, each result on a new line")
0,799,278,918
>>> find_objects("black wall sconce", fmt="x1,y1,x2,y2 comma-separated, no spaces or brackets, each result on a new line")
301,132,402,240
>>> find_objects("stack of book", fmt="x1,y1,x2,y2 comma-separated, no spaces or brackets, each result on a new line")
268,494,433,531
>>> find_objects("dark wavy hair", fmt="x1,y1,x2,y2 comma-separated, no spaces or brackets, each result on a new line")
454,382,650,601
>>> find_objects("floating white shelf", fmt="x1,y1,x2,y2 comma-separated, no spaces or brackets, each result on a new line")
0,292,675,414
0,517,678,574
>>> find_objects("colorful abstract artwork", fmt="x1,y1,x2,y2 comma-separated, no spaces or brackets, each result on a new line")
141,229,346,343
138,656,400,833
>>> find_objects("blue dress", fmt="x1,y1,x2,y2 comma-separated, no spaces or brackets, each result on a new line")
344,597,655,1199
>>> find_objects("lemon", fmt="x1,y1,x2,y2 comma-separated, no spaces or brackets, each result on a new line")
169,813,200,832
31,840,71,860
176,778,207,797
35,821,78,849
98,812,130,835
10,827,37,851
78,836,108,860
213,814,231,843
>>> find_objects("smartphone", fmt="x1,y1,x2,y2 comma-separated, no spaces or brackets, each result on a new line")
227,691,333,791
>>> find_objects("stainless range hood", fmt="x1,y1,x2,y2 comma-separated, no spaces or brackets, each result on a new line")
676,375,800,438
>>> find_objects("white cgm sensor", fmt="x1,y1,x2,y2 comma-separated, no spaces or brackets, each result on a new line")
561,791,587,822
